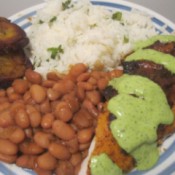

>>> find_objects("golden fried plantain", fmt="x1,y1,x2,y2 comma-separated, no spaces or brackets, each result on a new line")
0,17,29,53
0,50,32,88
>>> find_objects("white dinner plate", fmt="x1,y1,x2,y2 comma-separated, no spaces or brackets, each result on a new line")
1,0,175,175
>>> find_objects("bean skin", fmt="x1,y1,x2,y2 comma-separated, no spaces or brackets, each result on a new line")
52,120,76,141
0,110,14,127
19,141,44,155
73,108,93,129
69,63,87,78
34,167,53,175
0,102,10,113
70,153,82,166
40,99,51,114
47,72,61,81
54,102,73,122
15,109,30,129
41,113,55,129
0,139,18,155
0,152,17,163
97,78,108,90
9,127,25,144
56,161,74,175
34,132,51,149
49,142,70,160
77,72,90,82
12,79,29,94
25,69,42,84
77,128,94,144
37,152,57,170
47,88,61,101
65,137,79,154
16,155,37,169
86,90,101,105
30,84,47,104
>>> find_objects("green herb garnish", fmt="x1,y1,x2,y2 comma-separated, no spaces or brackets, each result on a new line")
123,36,129,43
38,19,44,24
49,16,57,23
62,0,72,10
112,11,122,21
47,45,64,59
90,23,97,29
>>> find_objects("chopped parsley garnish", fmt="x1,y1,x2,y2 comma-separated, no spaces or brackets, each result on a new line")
49,16,57,23
38,20,44,24
90,23,97,29
47,45,64,59
112,11,122,21
123,36,129,43
62,0,73,10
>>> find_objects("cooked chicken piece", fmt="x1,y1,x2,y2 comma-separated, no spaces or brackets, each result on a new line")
91,109,135,173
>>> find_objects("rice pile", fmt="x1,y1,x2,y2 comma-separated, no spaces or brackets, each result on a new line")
29,0,157,74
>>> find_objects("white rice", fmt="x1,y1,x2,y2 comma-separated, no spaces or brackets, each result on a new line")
28,0,157,75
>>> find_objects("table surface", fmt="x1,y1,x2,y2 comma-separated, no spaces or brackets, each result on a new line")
0,0,175,24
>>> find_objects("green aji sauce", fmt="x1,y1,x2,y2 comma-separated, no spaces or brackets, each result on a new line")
108,74,174,170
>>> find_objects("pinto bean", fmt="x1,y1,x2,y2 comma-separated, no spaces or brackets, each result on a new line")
16,155,36,169
69,63,87,78
15,108,30,129
37,152,57,170
47,72,61,81
52,120,76,141
97,78,108,90
82,99,99,117
63,94,80,113
77,72,90,82
47,88,61,101
53,80,75,94
70,153,82,167
42,80,56,88
30,84,46,104
65,137,79,154
0,102,10,112
40,99,51,114
34,167,53,175
19,141,44,155
9,127,25,144
54,102,73,122
0,110,14,127
56,161,74,175
0,89,6,97
25,69,42,84
73,108,93,129
0,139,18,155
49,142,70,160
86,90,101,105
34,132,51,148
0,152,17,163
41,113,55,129
76,86,85,101
0,127,16,139
8,93,21,102
77,128,94,144
77,82,94,91
12,79,29,94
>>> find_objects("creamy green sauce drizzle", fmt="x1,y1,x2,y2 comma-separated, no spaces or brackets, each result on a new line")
125,49,175,74
90,35,175,175
134,35,175,50
90,153,122,175
108,75,173,170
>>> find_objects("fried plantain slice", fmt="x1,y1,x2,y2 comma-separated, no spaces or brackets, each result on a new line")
0,17,29,53
0,49,33,88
